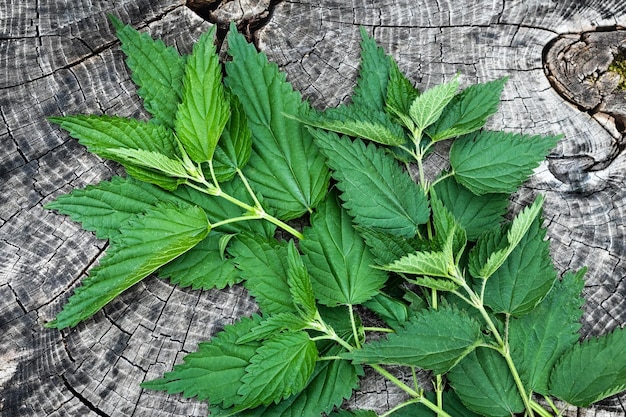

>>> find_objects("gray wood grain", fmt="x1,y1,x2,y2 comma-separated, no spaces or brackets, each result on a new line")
1,0,625,416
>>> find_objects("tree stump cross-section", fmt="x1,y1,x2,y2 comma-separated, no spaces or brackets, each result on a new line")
1,1,626,416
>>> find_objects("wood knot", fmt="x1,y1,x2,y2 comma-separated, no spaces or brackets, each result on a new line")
544,28,626,129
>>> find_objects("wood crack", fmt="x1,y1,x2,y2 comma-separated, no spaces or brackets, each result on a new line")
61,374,112,417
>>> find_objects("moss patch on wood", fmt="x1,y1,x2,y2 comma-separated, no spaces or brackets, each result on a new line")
608,52,626,90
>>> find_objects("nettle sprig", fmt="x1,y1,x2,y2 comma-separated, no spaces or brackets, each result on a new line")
44,16,626,417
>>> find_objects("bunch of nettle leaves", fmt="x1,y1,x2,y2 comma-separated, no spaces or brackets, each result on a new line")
45,16,626,417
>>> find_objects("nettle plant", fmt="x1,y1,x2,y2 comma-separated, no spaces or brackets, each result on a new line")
44,16,626,417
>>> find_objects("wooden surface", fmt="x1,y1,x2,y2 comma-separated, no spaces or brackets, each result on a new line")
1,1,626,416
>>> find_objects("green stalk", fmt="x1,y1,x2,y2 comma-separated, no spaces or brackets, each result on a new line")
348,304,362,349
371,364,453,417
380,398,423,417
185,179,304,240
430,288,445,416
459,280,536,417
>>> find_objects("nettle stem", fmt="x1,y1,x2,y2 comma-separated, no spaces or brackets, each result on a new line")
458,279,538,417
185,175,305,240
372,364,453,417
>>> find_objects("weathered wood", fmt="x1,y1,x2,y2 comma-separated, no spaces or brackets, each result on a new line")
1,0,626,416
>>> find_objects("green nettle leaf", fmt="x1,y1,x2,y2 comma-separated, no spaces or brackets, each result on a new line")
225,23,329,220
312,130,429,237
448,347,525,417
430,190,467,261
385,58,419,127
238,331,318,409
236,313,307,344
346,307,483,374
44,176,173,239
45,202,210,329
427,77,508,141
469,195,544,280
356,226,425,266
157,232,239,290
49,115,184,190
211,94,253,182
481,211,557,316
175,26,230,163
417,276,462,292
228,235,294,315
46,175,270,242
224,346,362,417
549,326,626,407
110,15,185,128
141,315,263,408
382,250,452,280
286,241,317,319
300,195,388,307
363,292,409,330
409,74,460,132
433,176,508,241
509,269,586,394
295,106,407,146
103,147,189,179
352,27,392,111
450,130,561,195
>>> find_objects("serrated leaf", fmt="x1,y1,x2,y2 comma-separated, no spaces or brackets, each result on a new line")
450,131,560,195
175,26,230,163
49,114,177,156
238,331,318,409
295,106,407,146
433,176,508,241
469,195,544,280
346,307,483,374
228,235,294,315
481,209,557,316
286,241,317,319
45,202,210,329
300,195,388,307
236,312,307,344
225,23,329,220
45,175,273,244
141,315,263,407
382,250,452,280
448,347,525,417
356,227,425,266
363,292,409,330
417,276,462,292
352,27,391,111
385,58,419,128
430,190,467,262
49,115,183,190
549,325,626,407
221,346,361,417
157,232,239,290
211,94,253,182
103,147,189,178
509,269,586,394
312,130,429,237
45,176,174,239
409,74,460,132
110,15,185,128
427,77,508,141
